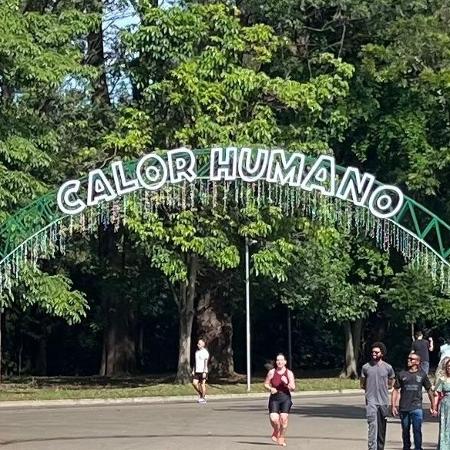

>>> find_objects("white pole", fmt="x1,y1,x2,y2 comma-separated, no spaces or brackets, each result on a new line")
245,237,251,392
287,308,292,368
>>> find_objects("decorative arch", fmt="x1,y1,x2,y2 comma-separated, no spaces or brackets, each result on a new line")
0,147,449,293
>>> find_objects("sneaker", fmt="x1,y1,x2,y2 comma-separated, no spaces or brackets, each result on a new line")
198,398,207,404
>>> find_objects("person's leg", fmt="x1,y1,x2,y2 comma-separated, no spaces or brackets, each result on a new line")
269,413,281,443
200,379,207,399
366,403,378,450
410,408,423,450
376,405,388,450
399,411,412,450
278,413,289,446
192,379,202,399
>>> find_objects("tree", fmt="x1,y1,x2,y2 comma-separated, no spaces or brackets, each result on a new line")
0,0,96,325
384,267,450,338
277,221,391,378
122,1,353,382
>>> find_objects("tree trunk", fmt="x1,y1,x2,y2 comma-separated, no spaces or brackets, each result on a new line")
85,0,110,106
340,320,358,379
196,288,237,379
99,293,136,376
175,254,199,384
137,322,144,370
353,318,363,366
36,336,47,376
99,227,136,376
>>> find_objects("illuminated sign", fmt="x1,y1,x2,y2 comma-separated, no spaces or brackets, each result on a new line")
57,147,404,219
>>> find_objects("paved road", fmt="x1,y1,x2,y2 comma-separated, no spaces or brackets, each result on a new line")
0,393,439,449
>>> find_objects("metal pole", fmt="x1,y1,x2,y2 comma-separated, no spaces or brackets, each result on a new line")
245,237,251,392
287,308,292,368
0,307,3,384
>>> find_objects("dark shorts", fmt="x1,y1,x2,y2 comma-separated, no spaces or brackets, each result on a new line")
193,372,208,382
268,393,292,414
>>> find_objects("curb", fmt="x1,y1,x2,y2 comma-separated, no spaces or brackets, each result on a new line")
0,389,362,409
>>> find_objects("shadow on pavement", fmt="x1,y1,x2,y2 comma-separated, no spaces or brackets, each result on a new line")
0,433,369,446
213,403,367,420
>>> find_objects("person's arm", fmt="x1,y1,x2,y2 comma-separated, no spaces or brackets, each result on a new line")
434,378,443,414
391,388,400,417
427,388,436,415
264,369,277,394
202,352,209,378
286,370,295,391
360,377,365,390
428,337,434,352
360,366,366,390
391,374,401,416
388,366,395,389
423,375,435,415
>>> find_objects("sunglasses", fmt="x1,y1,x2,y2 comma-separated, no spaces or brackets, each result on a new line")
408,357,419,361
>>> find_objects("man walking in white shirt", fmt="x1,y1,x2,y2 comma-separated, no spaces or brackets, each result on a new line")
192,338,209,404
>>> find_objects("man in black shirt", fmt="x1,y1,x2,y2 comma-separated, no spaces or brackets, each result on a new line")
411,330,433,374
391,354,436,450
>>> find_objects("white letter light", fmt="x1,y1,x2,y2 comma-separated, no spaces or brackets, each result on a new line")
336,167,375,206
86,169,117,207
167,148,196,183
57,180,86,215
266,150,305,186
136,154,168,191
209,147,238,181
369,185,404,219
301,155,336,196
111,161,140,196
238,148,269,182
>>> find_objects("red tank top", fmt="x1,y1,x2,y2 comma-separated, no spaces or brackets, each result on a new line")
271,368,290,395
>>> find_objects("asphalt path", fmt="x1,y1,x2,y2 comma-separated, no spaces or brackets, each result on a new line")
0,393,440,450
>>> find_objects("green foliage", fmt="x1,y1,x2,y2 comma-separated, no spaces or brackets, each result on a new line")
280,223,391,323
124,2,353,150
383,267,450,325
126,205,240,283
1,265,88,325
0,1,98,323
0,1,98,219
0,0,450,376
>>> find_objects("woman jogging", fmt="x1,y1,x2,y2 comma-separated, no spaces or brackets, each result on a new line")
264,353,296,446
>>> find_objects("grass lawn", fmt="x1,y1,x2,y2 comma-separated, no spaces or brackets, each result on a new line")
0,375,360,402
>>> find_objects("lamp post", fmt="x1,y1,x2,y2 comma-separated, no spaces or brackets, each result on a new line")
245,237,251,392
245,237,257,392
287,307,292,368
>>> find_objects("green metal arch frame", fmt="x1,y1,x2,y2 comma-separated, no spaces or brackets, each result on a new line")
0,147,449,278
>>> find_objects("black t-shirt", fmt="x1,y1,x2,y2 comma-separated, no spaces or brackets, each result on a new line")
394,369,432,411
411,339,430,362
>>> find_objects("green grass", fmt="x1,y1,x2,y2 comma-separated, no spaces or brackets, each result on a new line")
0,375,360,402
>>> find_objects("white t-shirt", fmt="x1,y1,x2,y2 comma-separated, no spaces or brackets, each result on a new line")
195,348,209,373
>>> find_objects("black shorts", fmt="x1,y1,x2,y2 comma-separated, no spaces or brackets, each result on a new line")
268,393,292,414
193,372,208,382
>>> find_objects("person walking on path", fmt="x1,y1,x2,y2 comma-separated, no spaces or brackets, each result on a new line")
411,331,433,374
192,338,209,404
361,342,395,450
264,353,295,447
391,353,435,450
434,358,450,449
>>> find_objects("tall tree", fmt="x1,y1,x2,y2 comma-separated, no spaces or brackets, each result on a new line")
123,1,353,382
